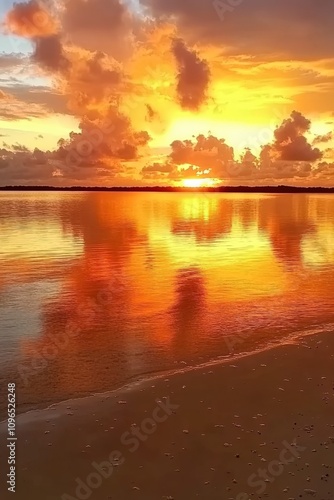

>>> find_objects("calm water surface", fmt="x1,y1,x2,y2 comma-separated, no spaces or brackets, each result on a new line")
0,192,334,415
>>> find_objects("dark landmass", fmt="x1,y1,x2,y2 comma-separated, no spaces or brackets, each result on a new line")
1,185,334,193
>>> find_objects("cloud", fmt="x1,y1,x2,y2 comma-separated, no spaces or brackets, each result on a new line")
3,0,333,187
141,133,234,180
141,161,174,178
9,143,30,152
54,107,150,173
0,89,50,120
33,34,70,72
5,0,59,38
69,50,122,96
140,112,333,184
4,0,149,173
140,0,334,61
0,89,9,99
171,38,210,110
263,111,322,162
145,104,156,121
0,54,27,69
0,143,127,186
314,161,334,179
170,134,233,174
313,132,333,145
6,84,69,116
64,0,127,32
5,2,70,73
62,0,140,60
0,146,56,184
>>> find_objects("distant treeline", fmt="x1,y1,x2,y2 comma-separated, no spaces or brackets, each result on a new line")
1,185,334,193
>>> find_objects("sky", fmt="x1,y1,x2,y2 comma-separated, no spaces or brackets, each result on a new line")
0,0,334,187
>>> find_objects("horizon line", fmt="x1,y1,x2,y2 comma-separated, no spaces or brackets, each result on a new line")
1,185,334,193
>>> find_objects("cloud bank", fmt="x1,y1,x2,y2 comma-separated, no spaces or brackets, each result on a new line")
1,0,334,186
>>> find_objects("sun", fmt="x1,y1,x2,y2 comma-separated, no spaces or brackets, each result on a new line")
182,178,216,188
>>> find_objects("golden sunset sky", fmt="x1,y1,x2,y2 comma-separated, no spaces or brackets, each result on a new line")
0,0,334,186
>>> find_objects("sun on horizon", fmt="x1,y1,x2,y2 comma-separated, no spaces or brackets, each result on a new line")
181,178,218,188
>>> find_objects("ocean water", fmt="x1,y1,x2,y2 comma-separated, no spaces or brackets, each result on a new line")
0,191,334,416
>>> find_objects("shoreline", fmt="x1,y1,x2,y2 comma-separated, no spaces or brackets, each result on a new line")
1,330,334,499
1,186,334,193
6,321,334,423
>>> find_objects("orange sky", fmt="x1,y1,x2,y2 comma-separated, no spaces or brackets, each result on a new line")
0,0,334,187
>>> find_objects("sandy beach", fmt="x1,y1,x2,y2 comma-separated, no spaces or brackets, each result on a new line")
1,331,334,500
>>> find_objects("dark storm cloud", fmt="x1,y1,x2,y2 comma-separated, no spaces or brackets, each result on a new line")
33,34,70,72
140,0,334,60
171,38,210,110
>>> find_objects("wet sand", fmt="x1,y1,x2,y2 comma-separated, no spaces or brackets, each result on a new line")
1,332,334,500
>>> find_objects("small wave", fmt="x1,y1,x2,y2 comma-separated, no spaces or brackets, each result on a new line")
3,321,333,425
